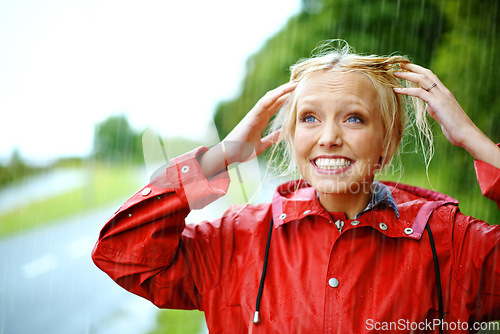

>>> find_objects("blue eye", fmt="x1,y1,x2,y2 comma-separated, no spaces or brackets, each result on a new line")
347,115,364,124
301,115,317,123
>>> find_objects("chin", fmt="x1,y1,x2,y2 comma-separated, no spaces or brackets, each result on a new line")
312,180,349,194
311,178,373,195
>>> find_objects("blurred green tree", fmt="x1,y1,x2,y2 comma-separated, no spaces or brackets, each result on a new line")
92,114,143,163
0,149,42,187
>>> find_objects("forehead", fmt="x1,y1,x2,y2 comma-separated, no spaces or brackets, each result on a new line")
296,70,379,110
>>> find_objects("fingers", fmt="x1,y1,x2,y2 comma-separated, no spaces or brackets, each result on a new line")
267,93,292,116
259,81,298,110
393,63,451,103
393,71,437,92
260,129,281,150
399,62,441,82
393,88,429,101
225,82,296,157
395,63,443,84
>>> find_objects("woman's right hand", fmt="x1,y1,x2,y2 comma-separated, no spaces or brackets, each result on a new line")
223,81,298,163
199,81,297,178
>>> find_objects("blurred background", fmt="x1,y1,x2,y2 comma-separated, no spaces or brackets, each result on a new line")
1,0,499,333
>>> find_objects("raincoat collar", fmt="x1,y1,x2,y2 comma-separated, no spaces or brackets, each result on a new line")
271,179,459,240
355,181,399,218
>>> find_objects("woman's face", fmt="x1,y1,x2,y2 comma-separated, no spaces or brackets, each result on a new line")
293,70,385,195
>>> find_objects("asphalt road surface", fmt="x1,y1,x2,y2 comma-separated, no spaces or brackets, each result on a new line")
0,204,159,334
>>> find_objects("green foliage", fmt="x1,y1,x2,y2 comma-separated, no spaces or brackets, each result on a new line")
159,136,203,161
92,114,143,163
0,149,45,188
0,163,143,238
92,114,203,167
147,310,205,334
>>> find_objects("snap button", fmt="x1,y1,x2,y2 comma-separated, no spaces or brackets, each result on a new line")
279,213,286,220
181,165,190,174
128,213,132,217
303,210,311,215
379,223,388,231
351,220,360,226
328,278,339,288
141,187,151,196
404,228,413,235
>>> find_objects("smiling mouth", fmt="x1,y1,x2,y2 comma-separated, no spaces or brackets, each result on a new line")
313,157,352,170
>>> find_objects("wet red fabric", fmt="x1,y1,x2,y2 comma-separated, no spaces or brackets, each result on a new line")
92,147,500,333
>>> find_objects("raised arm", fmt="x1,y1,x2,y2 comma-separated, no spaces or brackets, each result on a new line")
393,63,500,169
92,82,297,310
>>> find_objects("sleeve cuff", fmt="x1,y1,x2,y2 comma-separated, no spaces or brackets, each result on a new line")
167,146,230,210
474,144,500,205
117,146,230,213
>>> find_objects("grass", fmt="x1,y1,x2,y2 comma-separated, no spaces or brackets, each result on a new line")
0,162,144,238
147,310,205,334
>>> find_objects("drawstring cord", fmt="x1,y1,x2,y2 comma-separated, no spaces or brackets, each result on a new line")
426,223,444,334
253,217,274,324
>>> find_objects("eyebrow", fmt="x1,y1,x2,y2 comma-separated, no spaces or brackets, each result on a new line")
298,97,369,111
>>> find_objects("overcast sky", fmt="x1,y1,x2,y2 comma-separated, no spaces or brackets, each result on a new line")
0,0,301,164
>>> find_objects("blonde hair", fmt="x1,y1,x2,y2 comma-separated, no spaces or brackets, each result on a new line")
268,40,432,176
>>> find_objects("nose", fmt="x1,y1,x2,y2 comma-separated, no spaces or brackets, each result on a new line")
318,123,343,148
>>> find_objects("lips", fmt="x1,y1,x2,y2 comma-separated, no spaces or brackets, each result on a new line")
311,156,353,173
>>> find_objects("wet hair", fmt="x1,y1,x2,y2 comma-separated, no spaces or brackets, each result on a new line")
268,40,431,176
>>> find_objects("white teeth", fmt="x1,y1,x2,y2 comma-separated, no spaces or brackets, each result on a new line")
314,158,351,170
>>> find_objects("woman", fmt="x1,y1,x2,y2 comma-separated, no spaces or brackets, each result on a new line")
92,43,500,333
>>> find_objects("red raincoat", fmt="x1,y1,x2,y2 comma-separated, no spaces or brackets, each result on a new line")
92,147,500,333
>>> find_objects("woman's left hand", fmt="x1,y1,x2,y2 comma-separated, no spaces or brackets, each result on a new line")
393,63,477,147
393,63,500,168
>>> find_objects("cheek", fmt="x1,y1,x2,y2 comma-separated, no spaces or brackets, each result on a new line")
349,130,384,161
362,134,385,163
293,128,307,156
293,131,315,172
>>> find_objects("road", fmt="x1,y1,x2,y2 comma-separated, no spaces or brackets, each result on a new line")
0,203,159,334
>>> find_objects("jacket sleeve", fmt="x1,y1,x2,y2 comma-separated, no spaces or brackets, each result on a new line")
474,159,500,209
91,146,230,310
450,157,500,322
451,208,500,323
